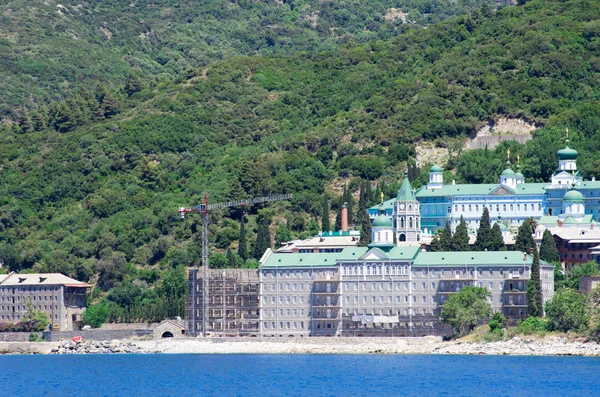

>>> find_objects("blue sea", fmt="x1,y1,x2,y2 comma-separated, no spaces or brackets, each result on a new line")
0,354,598,396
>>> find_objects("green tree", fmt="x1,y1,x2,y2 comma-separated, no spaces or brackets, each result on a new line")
321,196,330,232
451,216,470,251
430,235,441,252
19,109,34,133
488,223,506,251
527,246,543,317
238,217,248,260
23,300,50,331
554,263,566,291
102,91,119,117
515,219,536,253
254,212,272,260
540,229,560,263
83,300,111,328
565,261,600,290
226,248,236,268
488,312,506,335
440,221,453,251
357,210,372,247
441,286,491,337
474,207,491,251
308,218,319,236
275,224,292,248
545,289,589,332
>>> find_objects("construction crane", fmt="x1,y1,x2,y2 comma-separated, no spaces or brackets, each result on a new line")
178,192,293,336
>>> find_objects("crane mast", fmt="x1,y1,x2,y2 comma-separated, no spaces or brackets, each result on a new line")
179,192,293,336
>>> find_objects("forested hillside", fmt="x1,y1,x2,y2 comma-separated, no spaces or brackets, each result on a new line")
1,0,600,323
0,0,502,115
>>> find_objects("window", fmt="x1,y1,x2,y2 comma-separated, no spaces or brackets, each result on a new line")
503,204,506,211
476,204,479,212
468,204,472,212
517,204,520,211
496,204,500,212
461,205,465,212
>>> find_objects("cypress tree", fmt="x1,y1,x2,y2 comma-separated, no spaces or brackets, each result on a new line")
440,221,453,251
474,207,491,251
253,213,271,260
540,229,560,263
451,216,470,251
358,210,372,247
527,246,543,317
365,181,372,207
238,217,248,260
430,235,441,252
335,193,343,232
226,248,236,268
344,184,354,226
321,196,330,232
515,219,535,253
488,223,507,251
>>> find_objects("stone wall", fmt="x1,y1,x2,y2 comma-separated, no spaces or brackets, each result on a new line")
43,328,152,342
0,332,42,342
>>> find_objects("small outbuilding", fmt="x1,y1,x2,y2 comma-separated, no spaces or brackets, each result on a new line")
153,319,187,339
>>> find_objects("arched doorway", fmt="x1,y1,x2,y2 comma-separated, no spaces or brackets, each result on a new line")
399,234,406,242
161,331,174,338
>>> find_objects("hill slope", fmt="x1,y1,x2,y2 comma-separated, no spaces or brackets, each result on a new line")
0,0,503,115
1,0,600,322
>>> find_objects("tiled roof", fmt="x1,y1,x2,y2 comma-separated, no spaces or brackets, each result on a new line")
0,272,90,287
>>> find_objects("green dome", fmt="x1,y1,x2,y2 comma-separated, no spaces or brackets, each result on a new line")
515,172,524,179
372,214,393,227
563,189,584,203
430,164,443,173
501,168,515,176
557,145,578,160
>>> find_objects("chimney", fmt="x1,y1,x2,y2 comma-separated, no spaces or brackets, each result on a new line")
524,252,527,261
452,180,456,185
421,243,427,252
341,202,348,233
558,219,563,227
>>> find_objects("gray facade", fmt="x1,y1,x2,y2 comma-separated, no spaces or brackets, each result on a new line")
0,273,89,331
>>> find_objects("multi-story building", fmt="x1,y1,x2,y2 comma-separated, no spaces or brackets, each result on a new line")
187,268,260,337
0,272,90,331
369,137,600,239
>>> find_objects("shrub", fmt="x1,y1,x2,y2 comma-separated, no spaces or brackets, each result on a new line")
489,312,506,335
516,317,549,335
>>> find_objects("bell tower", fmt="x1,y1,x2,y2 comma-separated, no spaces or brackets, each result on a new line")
394,171,420,242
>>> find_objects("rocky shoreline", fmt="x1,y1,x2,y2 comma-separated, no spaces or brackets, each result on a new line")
2,336,600,356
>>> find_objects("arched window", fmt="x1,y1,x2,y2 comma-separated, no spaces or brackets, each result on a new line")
409,205,413,211
496,204,500,212
400,217,405,228
468,204,472,211
503,204,506,211
510,204,513,211
461,205,465,212
409,217,413,228
476,204,479,212
517,204,520,211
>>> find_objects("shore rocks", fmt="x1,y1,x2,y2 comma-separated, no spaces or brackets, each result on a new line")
50,339,148,355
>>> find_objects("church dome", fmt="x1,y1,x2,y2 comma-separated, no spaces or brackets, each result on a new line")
515,171,524,179
563,189,584,203
557,145,578,160
430,164,443,173
501,168,515,176
372,214,393,227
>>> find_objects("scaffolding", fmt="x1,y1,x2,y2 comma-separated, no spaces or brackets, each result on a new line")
187,268,260,337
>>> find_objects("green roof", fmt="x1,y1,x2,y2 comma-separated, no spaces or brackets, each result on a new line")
501,168,515,176
415,182,547,198
261,252,340,268
396,171,417,202
373,214,393,227
430,165,443,172
515,172,524,179
412,251,546,267
539,215,595,225
557,145,578,160
336,246,420,262
563,189,585,202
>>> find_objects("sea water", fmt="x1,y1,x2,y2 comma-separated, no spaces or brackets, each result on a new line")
0,354,598,396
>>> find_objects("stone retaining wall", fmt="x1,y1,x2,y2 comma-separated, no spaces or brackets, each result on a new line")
43,329,152,342
0,332,42,342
